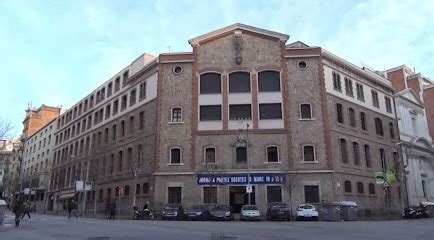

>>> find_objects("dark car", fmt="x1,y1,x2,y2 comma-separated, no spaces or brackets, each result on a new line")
209,205,233,221
266,202,291,221
185,205,211,220
161,204,185,220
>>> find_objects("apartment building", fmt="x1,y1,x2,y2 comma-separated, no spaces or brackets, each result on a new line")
49,53,157,213
47,24,402,215
387,65,434,206
0,140,21,198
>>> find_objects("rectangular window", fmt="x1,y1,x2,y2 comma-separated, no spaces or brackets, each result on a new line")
236,147,247,163
344,78,354,97
129,116,135,134
139,111,145,130
267,186,282,203
170,148,181,164
203,187,217,204
121,121,125,137
200,105,222,121
168,187,182,204
258,71,280,92
143,182,149,194
259,103,282,120
171,108,182,122
300,104,312,119
121,95,127,111
267,146,279,162
364,145,371,168
332,72,341,91
340,139,348,164
229,72,250,93
372,90,379,107
304,185,320,203
353,142,360,166
356,83,365,101
229,104,251,120
385,96,392,113
303,145,315,162
205,148,216,163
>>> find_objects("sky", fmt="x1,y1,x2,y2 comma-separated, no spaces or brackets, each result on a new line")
1,0,433,138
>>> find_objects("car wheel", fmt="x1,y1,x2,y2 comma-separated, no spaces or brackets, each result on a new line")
296,217,301,221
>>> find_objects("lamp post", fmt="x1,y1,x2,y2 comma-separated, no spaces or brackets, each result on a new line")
246,123,251,205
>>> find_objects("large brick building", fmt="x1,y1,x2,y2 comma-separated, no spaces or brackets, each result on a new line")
48,24,402,215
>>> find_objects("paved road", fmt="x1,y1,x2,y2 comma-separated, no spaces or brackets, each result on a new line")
1,211,434,240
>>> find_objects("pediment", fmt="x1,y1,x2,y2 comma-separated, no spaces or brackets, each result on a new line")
395,88,424,107
188,23,289,46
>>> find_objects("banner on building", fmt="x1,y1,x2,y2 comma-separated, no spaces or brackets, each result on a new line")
197,173,286,185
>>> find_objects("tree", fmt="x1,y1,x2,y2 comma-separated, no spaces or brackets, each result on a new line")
0,118,14,139
283,171,301,220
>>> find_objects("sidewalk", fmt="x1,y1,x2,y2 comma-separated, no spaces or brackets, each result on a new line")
44,210,133,220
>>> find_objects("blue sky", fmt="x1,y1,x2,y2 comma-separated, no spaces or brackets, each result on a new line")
1,0,433,138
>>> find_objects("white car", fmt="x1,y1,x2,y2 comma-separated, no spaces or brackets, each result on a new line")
296,204,319,221
241,205,261,221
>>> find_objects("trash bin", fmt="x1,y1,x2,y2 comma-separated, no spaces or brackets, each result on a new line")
340,201,358,221
0,199,7,225
319,202,341,222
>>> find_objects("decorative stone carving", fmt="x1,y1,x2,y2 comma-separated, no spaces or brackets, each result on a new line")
233,34,243,65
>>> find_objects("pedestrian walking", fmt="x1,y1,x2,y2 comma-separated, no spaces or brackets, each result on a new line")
13,200,24,227
109,202,116,220
68,200,78,219
21,201,31,219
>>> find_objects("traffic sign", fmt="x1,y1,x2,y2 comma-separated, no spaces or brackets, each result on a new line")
246,185,253,193
85,181,93,191
75,181,84,192
382,181,390,188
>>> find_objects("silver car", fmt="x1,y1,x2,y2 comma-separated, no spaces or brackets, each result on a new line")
241,205,261,221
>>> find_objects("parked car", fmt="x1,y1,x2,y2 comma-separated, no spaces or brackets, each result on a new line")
161,204,185,220
240,205,261,221
296,204,319,221
266,202,291,221
185,205,211,220
209,205,234,221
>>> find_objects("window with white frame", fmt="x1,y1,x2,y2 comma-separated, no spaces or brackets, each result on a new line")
204,147,216,163
300,103,312,119
302,145,315,162
170,148,181,164
171,108,182,123
266,146,279,162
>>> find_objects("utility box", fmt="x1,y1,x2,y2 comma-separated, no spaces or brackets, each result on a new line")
340,201,358,221
0,199,6,225
319,202,341,222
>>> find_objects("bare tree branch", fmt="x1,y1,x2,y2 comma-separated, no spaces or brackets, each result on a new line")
0,118,14,139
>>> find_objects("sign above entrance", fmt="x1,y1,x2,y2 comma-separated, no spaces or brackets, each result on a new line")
197,173,286,185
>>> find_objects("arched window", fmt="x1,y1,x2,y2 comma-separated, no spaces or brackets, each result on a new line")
353,142,360,166
357,182,364,194
258,70,280,92
337,104,344,124
364,144,371,168
369,183,376,195
200,73,221,94
344,180,352,193
229,72,250,93
349,108,356,127
115,77,121,92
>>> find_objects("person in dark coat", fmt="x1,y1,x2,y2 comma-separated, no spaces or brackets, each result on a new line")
21,201,31,219
109,202,116,220
13,200,24,227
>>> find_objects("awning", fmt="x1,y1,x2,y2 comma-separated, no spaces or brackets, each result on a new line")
59,193,76,200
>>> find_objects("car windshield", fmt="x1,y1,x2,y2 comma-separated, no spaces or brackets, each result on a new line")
271,203,288,208
299,205,315,209
165,206,179,210
242,205,258,210
212,206,229,211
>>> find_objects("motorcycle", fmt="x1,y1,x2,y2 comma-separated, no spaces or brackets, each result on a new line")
133,207,155,220
402,207,429,219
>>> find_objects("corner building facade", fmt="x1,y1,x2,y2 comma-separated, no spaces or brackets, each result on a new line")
153,24,401,215
49,24,401,215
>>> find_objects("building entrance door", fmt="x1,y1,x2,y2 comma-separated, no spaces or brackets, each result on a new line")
229,186,255,213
